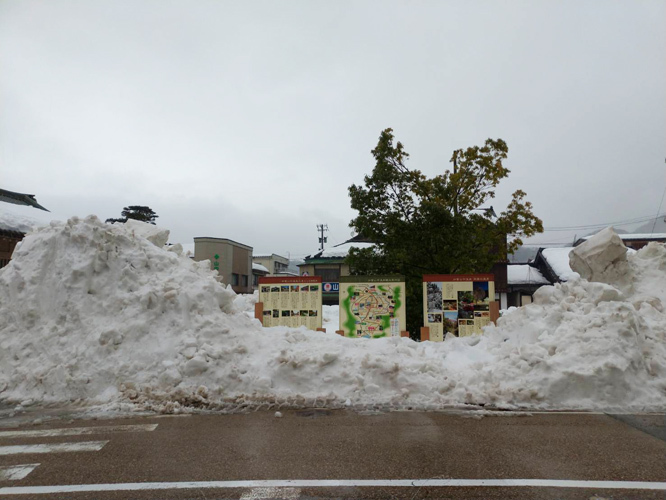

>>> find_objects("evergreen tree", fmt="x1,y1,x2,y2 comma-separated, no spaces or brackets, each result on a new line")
347,129,543,336
106,206,159,225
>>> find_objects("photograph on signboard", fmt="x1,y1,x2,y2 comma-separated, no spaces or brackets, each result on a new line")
472,281,490,310
427,313,442,323
443,300,457,311
426,282,442,313
457,290,474,319
443,311,459,336
339,276,406,338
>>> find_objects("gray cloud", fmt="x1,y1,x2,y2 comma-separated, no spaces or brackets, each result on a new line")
1,0,664,253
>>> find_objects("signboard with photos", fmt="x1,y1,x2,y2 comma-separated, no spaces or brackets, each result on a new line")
339,275,406,338
422,274,495,342
258,276,323,330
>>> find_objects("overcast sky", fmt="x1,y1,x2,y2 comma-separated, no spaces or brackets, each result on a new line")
1,0,664,258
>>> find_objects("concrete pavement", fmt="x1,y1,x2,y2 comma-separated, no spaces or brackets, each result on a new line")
0,409,664,499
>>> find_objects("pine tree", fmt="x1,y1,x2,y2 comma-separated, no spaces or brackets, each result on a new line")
106,206,159,225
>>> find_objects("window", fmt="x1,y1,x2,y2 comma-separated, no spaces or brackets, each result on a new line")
231,273,239,286
314,267,340,282
241,275,248,287
253,274,258,286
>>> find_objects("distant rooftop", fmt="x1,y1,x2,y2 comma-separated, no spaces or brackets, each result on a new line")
507,265,550,285
541,247,580,282
304,241,375,260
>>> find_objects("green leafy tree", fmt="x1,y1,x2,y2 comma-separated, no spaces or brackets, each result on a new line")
348,128,543,337
106,206,159,225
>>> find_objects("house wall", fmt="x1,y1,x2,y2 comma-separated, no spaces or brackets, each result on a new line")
0,232,23,269
194,237,253,294
253,254,289,275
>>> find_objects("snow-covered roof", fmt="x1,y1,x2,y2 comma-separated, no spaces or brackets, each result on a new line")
541,247,580,282
314,241,375,259
508,245,541,264
581,233,666,241
0,205,57,233
252,262,269,273
507,265,550,285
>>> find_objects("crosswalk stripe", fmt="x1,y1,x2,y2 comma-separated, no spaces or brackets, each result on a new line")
2,479,666,495
0,465,39,482
240,487,301,499
0,441,108,456
0,424,157,440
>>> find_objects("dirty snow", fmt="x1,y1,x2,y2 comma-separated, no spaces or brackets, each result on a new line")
0,216,665,413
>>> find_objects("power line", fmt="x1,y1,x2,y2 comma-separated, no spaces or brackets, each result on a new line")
543,213,666,232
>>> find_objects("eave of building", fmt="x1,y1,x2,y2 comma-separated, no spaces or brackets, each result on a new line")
299,256,346,265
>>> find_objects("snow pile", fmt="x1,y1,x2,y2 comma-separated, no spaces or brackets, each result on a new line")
569,227,629,284
0,218,665,412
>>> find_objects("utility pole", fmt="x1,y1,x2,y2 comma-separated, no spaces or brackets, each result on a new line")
317,224,328,251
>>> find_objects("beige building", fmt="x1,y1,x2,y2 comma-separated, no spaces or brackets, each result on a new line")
194,237,253,294
252,253,289,275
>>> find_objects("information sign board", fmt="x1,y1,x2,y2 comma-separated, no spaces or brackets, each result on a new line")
422,274,495,341
339,275,406,338
258,276,323,330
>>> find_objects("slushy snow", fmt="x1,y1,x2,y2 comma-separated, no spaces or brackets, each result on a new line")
1,216,665,413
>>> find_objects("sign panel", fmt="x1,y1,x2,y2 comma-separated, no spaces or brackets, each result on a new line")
322,282,339,293
339,276,406,338
258,276,323,330
422,274,495,341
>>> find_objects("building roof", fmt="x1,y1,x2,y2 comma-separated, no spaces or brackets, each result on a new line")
193,237,253,251
0,189,49,211
303,241,375,262
540,247,580,282
577,232,666,245
253,253,289,264
507,265,550,285
0,208,40,234
252,262,269,273
507,245,541,264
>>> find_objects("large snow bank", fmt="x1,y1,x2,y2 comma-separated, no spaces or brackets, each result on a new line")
0,218,665,413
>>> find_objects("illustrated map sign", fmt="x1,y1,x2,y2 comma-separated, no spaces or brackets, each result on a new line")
258,276,323,330
423,274,495,341
339,276,405,338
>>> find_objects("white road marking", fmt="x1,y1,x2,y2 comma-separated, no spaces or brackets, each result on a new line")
0,465,39,482
2,478,666,495
0,424,157,439
0,441,108,456
240,487,301,499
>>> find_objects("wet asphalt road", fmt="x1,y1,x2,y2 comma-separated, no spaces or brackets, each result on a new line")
0,408,664,499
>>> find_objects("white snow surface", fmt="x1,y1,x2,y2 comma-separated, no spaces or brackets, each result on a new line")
507,265,550,285
317,242,374,258
541,247,580,282
0,206,50,234
252,263,269,273
1,217,665,413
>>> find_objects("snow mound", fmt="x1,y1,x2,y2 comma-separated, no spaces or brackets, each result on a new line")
0,218,665,412
569,226,629,285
